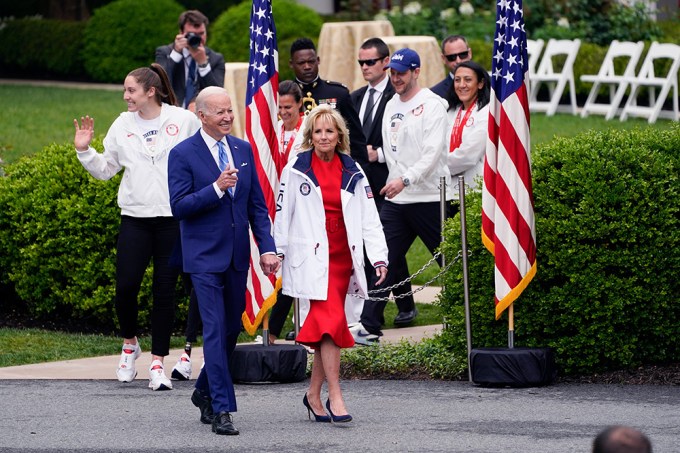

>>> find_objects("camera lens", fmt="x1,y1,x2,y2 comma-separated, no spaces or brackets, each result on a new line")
185,33,201,49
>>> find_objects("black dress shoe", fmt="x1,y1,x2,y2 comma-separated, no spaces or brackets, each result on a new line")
191,388,214,424
393,308,418,327
212,411,239,435
285,330,296,341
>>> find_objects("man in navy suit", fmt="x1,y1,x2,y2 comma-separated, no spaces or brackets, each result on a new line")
155,10,226,108
168,87,280,435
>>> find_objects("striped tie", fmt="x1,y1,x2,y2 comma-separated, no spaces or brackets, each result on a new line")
217,141,233,196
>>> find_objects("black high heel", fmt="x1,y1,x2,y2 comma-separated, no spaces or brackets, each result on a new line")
303,394,331,423
326,399,352,423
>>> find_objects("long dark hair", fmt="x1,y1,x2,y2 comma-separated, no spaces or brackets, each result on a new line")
446,60,490,111
127,63,178,107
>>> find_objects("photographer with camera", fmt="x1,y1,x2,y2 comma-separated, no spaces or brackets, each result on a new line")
155,10,225,109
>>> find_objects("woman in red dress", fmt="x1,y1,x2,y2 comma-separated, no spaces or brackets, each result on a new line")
274,105,388,423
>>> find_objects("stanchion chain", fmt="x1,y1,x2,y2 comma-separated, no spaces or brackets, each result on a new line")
350,250,466,302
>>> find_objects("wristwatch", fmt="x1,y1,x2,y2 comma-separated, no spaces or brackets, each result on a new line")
197,62,209,68
401,176,410,187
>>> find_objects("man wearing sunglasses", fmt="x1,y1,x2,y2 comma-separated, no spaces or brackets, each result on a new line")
350,38,394,213
349,38,409,344
431,35,473,99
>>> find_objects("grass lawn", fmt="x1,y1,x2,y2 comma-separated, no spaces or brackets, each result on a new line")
0,82,675,366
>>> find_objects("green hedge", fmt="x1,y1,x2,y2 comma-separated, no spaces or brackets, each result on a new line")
0,141,165,328
438,124,680,375
210,0,322,83
0,18,85,78
82,0,184,82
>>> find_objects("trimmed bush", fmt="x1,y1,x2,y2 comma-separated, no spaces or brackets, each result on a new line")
210,0,322,83
0,141,159,329
438,124,680,375
0,18,85,78
341,337,467,380
81,0,184,82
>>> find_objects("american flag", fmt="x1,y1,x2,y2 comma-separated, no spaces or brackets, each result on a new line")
242,0,282,335
482,0,537,320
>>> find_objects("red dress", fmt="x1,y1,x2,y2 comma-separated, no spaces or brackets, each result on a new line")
295,153,355,348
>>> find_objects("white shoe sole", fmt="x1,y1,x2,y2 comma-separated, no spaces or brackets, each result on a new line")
116,370,138,383
149,382,173,391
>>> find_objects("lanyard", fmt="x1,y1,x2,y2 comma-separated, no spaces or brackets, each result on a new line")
449,98,476,153
280,113,304,161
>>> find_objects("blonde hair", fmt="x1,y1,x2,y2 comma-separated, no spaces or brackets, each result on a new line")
301,105,351,155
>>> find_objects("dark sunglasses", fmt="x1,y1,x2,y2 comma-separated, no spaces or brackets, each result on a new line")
445,50,470,62
357,57,387,67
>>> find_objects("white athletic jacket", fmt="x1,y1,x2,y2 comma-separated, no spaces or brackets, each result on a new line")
76,104,200,217
446,103,489,195
381,88,453,203
274,150,388,301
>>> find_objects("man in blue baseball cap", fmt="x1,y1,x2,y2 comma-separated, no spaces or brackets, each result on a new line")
358,48,453,336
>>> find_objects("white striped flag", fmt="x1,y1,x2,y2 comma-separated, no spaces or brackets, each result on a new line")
482,0,537,320
241,0,284,335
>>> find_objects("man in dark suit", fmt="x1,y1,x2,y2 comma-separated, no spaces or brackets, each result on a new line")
289,37,369,169
430,34,473,99
348,38,413,341
350,37,393,212
168,87,280,436
155,10,225,108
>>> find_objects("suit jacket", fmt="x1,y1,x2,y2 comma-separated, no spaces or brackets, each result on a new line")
155,44,226,106
430,75,453,99
168,131,275,274
350,81,395,208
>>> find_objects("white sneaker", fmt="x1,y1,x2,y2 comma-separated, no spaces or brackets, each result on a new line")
116,342,141,382
171,352,192,380
348,322,380,346
148,360,173,391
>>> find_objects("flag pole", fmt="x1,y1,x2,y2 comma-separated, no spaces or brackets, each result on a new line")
508,304,514,348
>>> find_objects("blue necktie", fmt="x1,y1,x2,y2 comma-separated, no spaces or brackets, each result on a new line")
184,58,196,109
217,141,233,196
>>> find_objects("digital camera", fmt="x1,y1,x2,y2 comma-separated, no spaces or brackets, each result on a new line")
185,32,201,49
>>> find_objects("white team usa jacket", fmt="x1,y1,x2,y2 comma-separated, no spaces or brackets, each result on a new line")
76,103,200,217
274,150,388,301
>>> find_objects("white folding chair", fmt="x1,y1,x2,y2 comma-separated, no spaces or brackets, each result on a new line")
580,40,645,120
529,38,581,116
525,39,544,97
620,42,680,123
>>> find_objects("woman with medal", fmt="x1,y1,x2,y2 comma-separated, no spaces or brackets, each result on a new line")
277,80,307,166
445,60,491,215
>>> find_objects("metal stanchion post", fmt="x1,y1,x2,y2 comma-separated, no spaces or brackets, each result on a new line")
439,177,447,269
458,176,473,382
293,297,301,341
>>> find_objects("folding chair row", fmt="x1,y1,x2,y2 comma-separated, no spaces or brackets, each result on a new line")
527,39,680,123
581,41,680,123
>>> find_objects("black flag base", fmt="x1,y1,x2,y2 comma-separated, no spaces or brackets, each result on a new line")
470,347,556,387
229,343,308,384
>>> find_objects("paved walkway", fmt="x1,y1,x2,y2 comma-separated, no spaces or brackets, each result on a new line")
0,287,442,380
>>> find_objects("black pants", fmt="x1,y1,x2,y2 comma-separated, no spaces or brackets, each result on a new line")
360,201,444,335
268,290,294,338
115,215,180,356
179,274,202,343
